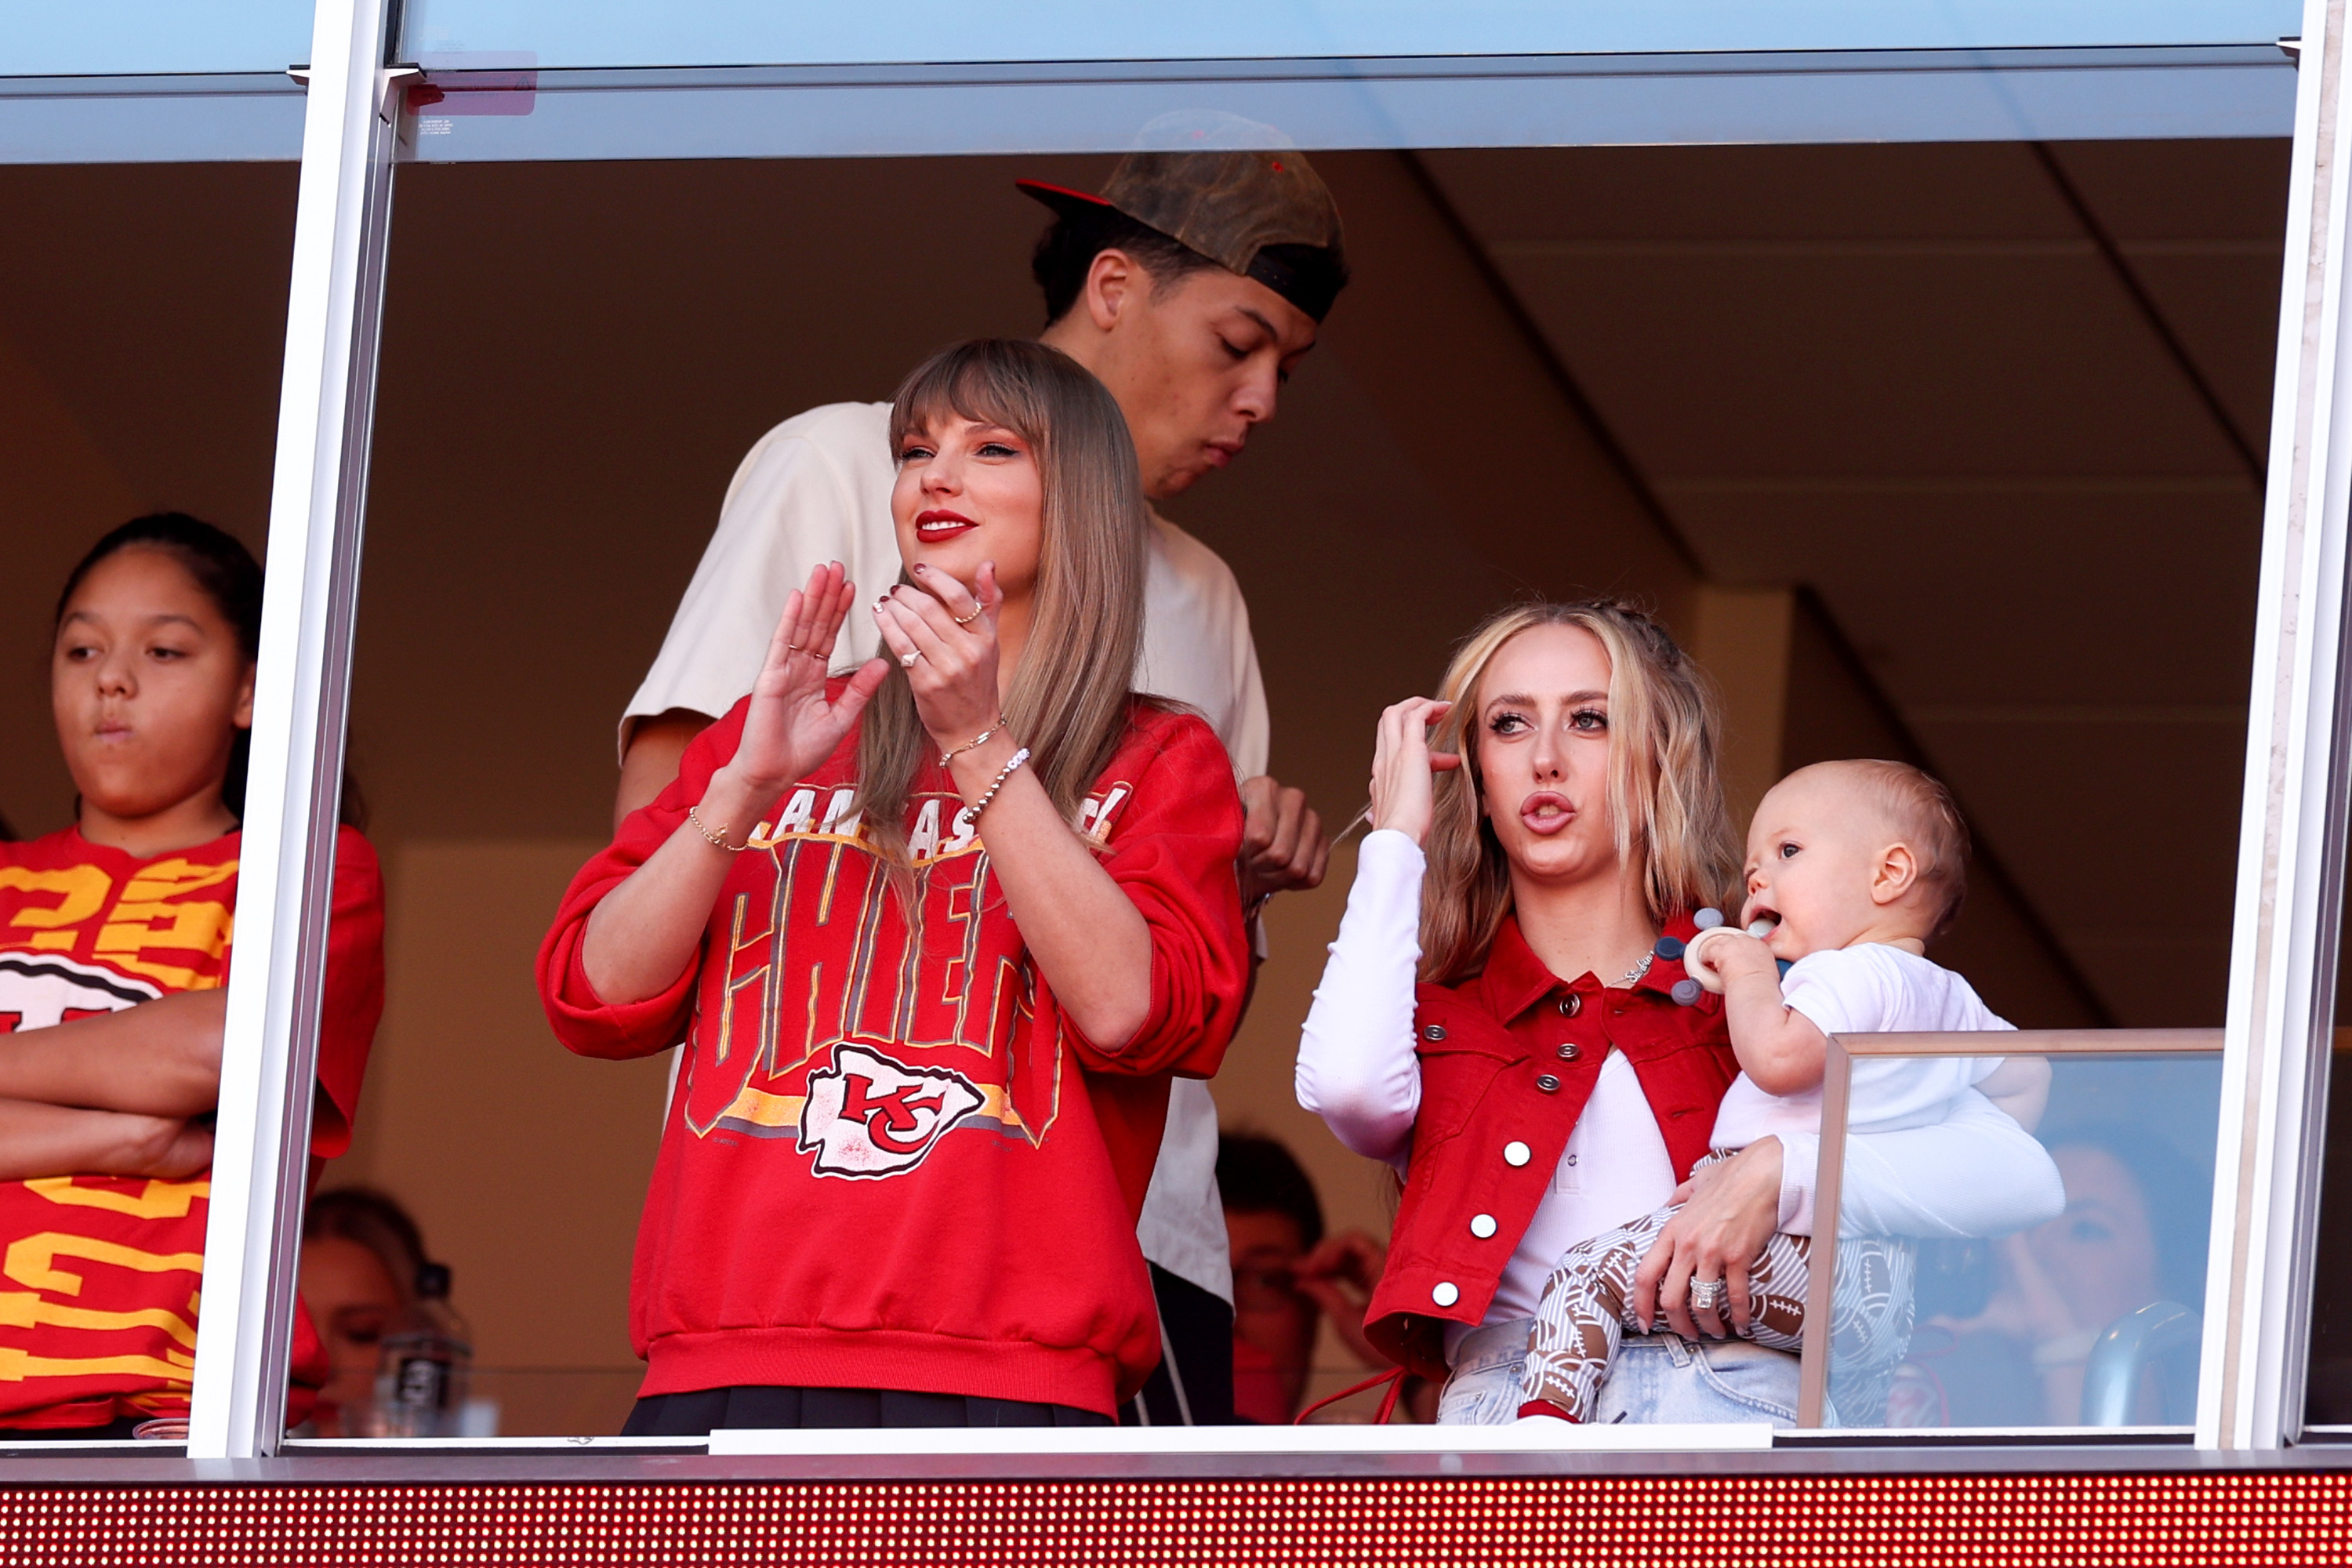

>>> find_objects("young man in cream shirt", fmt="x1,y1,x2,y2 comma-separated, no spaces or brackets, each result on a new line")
614,147,1345,1426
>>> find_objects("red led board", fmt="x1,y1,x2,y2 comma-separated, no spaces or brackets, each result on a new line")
0,1474,2347,1566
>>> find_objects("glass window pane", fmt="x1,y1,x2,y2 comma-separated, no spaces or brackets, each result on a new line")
335,129,2281,1441
1820,1047,2222,1430
392,52,2296,165
0,160,303,1443
0,0,312,78
0,75,305,165
2302,1025,2352,1425
394,0,2304,73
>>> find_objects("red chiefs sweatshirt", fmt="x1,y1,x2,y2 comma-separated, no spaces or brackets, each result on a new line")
539,691,1249,1416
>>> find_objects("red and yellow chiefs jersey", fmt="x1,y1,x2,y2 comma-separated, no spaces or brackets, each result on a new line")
540,690,1249,1417
0,823,383,1431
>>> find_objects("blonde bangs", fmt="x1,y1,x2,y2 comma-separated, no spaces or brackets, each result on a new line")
856,339,1149,915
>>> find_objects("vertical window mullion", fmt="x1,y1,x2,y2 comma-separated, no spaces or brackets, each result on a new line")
2201,0,2352,1453
184,0,399,1462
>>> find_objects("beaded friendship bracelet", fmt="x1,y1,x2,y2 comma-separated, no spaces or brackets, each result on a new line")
971,746,1031,819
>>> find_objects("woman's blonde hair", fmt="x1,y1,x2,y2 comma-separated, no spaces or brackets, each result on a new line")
1418,601,1739,984
854,339,1149,885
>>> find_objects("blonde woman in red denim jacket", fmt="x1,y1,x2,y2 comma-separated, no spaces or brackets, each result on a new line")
1298,601,2062,1425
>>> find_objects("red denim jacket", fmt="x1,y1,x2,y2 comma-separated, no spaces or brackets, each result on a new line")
1364,914,1737,1380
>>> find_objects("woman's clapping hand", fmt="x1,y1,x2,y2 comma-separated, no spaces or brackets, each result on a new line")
1370,698,1459,846
873,562,1005,752
724,562,891,800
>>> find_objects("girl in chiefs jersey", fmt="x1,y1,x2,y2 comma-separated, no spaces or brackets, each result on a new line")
541,339,1251,1432
0,515,384,1438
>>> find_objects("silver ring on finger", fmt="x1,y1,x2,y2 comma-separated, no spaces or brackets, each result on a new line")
900,651,921,669
1687,1278,1725,1313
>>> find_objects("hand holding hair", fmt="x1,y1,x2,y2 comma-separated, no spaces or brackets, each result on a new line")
1368,697,1459,847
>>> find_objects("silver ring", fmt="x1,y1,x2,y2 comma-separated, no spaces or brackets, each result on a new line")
1687,1278,1725,1312
899,652,920,669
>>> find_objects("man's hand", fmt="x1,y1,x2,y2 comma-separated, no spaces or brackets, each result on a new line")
1293,1229,1388,1368
1239,775,1329,907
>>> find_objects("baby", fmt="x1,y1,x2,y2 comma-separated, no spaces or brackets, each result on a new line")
1516,758,2049,1424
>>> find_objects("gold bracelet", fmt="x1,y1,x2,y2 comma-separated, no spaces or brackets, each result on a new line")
938,717,1008,768
687,803,748,852
970,747,1031,819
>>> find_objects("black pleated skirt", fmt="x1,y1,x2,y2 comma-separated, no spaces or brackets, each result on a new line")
622,1385,1112,1436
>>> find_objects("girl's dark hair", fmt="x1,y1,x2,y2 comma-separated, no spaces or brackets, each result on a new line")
1216,1132,1326,1252
57,514,264,818
1032,205,1221,326
59,514,264,659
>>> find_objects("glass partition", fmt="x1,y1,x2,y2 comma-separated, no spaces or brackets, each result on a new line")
312,112,2285,1443
0,0,2321,1470
1800,1030,2224,1432
0,74,307,165
388,50,2296,165
0,0,312,77
0,157,299,1450
392,0,2306,72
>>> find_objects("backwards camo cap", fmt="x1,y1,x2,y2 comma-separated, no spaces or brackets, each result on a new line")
1018,113,1348,322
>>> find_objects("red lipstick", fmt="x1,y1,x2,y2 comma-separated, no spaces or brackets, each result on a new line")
916,508,977,543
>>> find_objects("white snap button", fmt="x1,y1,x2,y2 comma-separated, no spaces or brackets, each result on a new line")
1469,1214,1497,1239
1504,1141,1532,1167
1432,1281,1461,1308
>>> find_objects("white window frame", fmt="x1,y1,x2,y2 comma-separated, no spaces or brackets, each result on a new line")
184,0,400,1461
187,0,2352,1460
2201,0,2352,1454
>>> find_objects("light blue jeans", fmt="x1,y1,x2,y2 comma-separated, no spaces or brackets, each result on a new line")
1436,1316,1800,1427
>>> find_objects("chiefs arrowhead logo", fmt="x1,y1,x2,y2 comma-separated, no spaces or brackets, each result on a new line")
0,953,160,1034
797,1044,985,1178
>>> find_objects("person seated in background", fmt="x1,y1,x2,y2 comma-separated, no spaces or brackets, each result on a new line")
0,514,385,1439
1218,1131,1424,1423
612,140,1348,1428
298,1188,429,1438
1912,1123,2208,1426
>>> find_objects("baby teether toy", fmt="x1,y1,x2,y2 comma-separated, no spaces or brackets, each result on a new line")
1660,909,1791,1005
